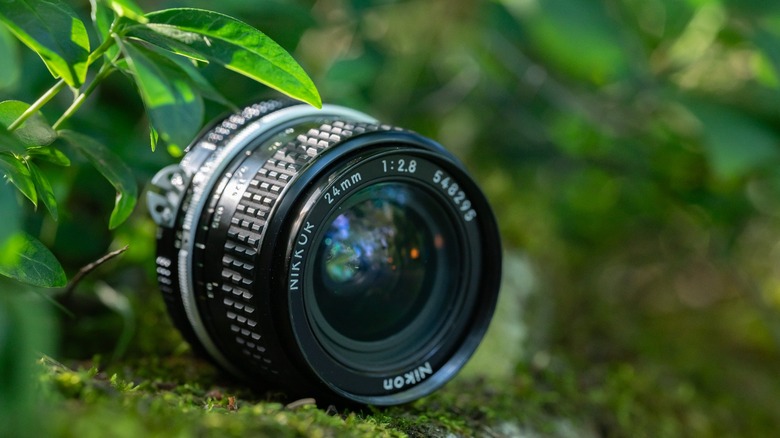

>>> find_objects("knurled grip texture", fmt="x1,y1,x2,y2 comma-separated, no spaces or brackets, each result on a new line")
155,100,294,361
214,121,396,378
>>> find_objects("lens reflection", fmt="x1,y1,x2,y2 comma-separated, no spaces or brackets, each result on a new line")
313,183,438,342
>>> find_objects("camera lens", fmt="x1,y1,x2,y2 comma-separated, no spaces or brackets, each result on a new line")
147,100,501,405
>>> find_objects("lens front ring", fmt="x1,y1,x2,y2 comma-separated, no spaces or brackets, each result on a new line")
277,142,497,404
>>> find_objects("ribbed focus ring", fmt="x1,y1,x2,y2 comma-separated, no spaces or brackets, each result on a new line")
155,100,294,360
200,100,290,150
216,120,398,376
218,153,302,374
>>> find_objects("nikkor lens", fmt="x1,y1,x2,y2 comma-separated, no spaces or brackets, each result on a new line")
147,100,501,405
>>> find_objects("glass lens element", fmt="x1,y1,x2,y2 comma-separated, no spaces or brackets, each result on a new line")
312,182,449,343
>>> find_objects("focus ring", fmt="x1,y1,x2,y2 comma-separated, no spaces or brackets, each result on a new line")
217,121,399,377
200,100,291,151
156,100,294,359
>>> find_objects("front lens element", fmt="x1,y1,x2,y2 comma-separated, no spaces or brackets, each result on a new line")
308,181,462,369
313,183,440,342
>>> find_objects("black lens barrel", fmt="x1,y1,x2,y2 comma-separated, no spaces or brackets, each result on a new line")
148,101,501,405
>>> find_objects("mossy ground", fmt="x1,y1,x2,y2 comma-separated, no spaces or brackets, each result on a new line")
25,348,755,437
5,252,778,437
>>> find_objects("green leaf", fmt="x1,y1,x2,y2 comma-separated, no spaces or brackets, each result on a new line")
26,145,70,166
501,0,628,84
0,153,36,206
118,40,204,151
0,0,90,87
692,103,780,181
167,143,183,157
753,28,780,89
104,0,146,23
90,0,120,60
0,183,19,248
0,232,66,288
0,293,54,436
28,162,56,221
149,124,158,152
146,44,233,108
59,131,137,229
95,281,135,361
0,124,26,155
128,8,321,108
90,0,148,60
0,100,57,148
0,25,20,90
123,29,208,64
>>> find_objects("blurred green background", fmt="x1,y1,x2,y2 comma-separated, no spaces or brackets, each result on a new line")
3,0,780,435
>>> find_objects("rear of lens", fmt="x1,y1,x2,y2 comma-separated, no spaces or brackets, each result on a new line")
148,101,501,405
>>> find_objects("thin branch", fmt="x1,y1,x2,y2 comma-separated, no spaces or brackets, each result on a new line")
7,80,67,131
62,245,129,300
86,29,119,66
51,22,121,130
53,62,116,130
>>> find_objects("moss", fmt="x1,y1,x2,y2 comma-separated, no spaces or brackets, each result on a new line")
28,253,776,436
20,344,777,437
19,290,780,437
36,355,404,437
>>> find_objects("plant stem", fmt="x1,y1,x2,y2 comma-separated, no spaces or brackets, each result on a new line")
7,80,67,131
52,62,116,130
7,23,119,133
61,245,129,301
87,33,118,66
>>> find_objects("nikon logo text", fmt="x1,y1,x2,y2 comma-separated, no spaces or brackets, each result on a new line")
383,362,433,391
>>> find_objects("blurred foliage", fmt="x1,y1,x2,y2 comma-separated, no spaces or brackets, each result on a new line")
0,0,322,289
3,0,780,435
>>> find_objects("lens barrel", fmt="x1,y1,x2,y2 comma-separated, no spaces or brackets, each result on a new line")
148,101,501,405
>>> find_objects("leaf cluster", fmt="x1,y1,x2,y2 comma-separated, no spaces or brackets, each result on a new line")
0,0,320,288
